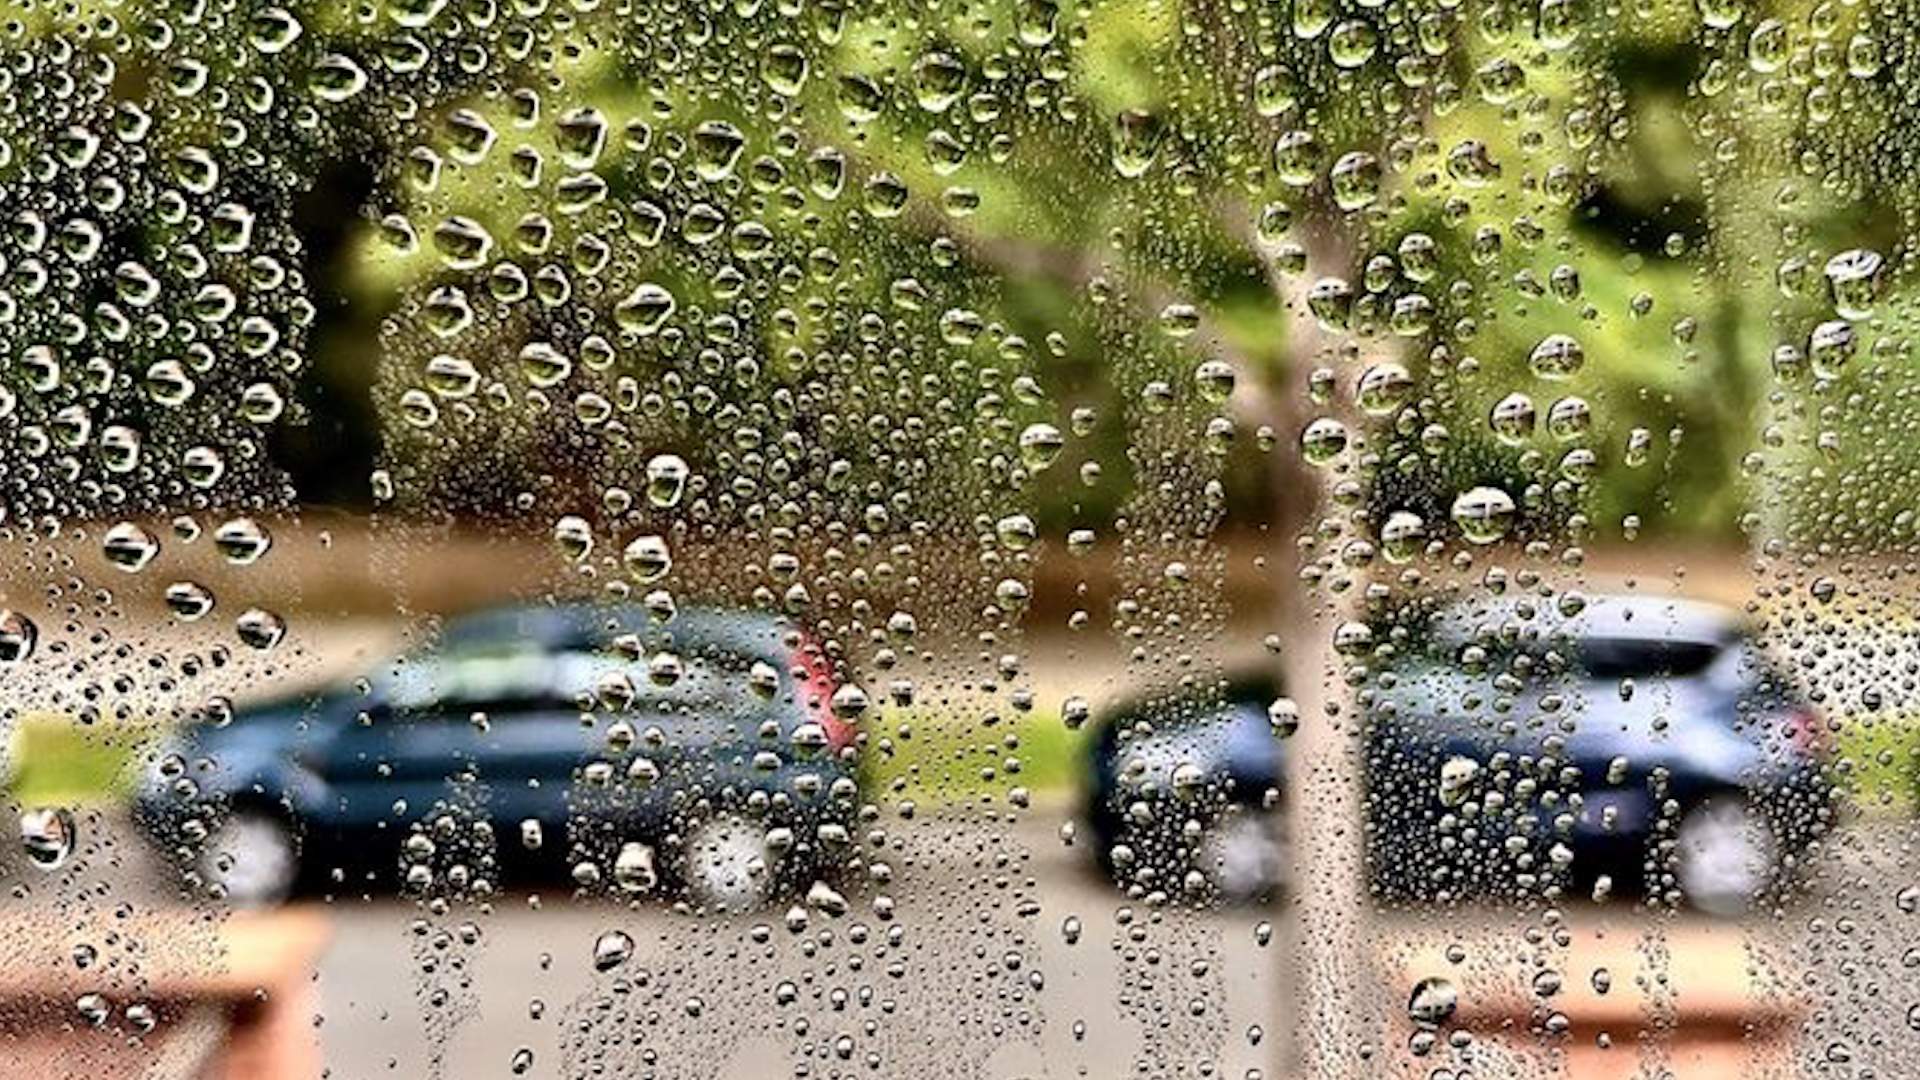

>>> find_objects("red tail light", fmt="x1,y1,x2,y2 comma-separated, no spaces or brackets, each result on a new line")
791,633,855,753
1782,707,1832,759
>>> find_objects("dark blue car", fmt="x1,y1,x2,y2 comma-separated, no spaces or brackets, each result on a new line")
1083,671,1291,904
1084,594,1835,913
136,604,861,907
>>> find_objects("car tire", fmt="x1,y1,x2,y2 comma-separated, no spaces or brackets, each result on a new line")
199,809,298,907
1674,796,1777,916
680,816,774,913
1201,811,1288,903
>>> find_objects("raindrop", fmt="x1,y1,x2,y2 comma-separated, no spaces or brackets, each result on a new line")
1300,418,1349,465
691,121,747,181
1407,976,1458,1028
76,994,109,1028
996,514,1038,550
235,608,287,650
1356,363,1413,416
761,45,809,96
645,454,689,508
615,284,677,335
1267,698,1300,738
21,807,76,869
623,536,672,582
213,518,272,564
0,611,38,665
1438,757,1479,807
102,522,160,572
1380,512,1427,563
1063,696,1090,729
1809,320,1855,379
1824,250,1883,320
1528,334,1585,380
165,582,216,621
912,52,967,113
1018,423,1065,471
1111,111,1162,179
1451,486,1517,544
556,109,608,169
554,516,594,561
592,930,634,972
614,843,657,893
1329,152,1381,210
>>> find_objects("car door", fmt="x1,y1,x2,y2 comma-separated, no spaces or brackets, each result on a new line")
310,650,592,835
399,649,604,829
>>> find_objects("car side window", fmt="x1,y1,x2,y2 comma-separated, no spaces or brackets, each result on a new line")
388,651,572,717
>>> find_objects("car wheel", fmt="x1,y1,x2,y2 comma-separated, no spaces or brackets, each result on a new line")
681,817,774,913
200,810,298,907
1201,811,1287,903
1675,797,1776,916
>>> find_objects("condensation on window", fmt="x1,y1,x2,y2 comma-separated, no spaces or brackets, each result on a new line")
0,0,1914,1076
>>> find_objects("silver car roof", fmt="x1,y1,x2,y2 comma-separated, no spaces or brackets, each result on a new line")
1430,593,1740,647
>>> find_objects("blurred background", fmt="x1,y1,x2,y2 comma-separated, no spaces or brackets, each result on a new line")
2,0,1920,1074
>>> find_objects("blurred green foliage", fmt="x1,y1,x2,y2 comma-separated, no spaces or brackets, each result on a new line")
2,0,1909,549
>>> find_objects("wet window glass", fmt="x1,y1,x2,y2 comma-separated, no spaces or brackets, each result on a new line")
0,0,1912,1075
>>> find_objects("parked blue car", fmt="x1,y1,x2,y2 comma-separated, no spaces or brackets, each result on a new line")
136,604,861,907
1084,594,1835,913
1083,670,1291,903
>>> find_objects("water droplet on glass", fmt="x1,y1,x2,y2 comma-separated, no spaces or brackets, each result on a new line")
102,522,159,572
623,535,672,583
1408,975,1458,1028
1808,320,1855,379
593,930,634,972
235,608,286,650
553,516,594,561
21,807,76,869
614,843,657,893
1823,249,1882,320
213,518,272,565
645,454,689,508
1380,512,1428,563
1111,110,1162,179
1528,334,1585,380
1452,486,1517,544
76,993,110,1028
0,611,37,665
1018,423,1064,471
1268,698,1300,738
165,582,216,621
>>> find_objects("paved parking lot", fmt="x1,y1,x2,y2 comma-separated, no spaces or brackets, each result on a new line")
8,800,1919,1077
312,808,1291,1079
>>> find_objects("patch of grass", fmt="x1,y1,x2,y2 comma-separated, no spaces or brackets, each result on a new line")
7,717,148,807
1835,717,1920,815
858,708,1089,805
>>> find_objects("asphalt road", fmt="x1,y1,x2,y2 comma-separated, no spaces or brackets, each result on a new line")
310,808,1294,1080
13,804,1920,1079
279,806,1920,1080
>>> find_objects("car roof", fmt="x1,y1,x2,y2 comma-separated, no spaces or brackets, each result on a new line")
438,603,793,657
1429,593,1740,648
1102,667,1281,726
